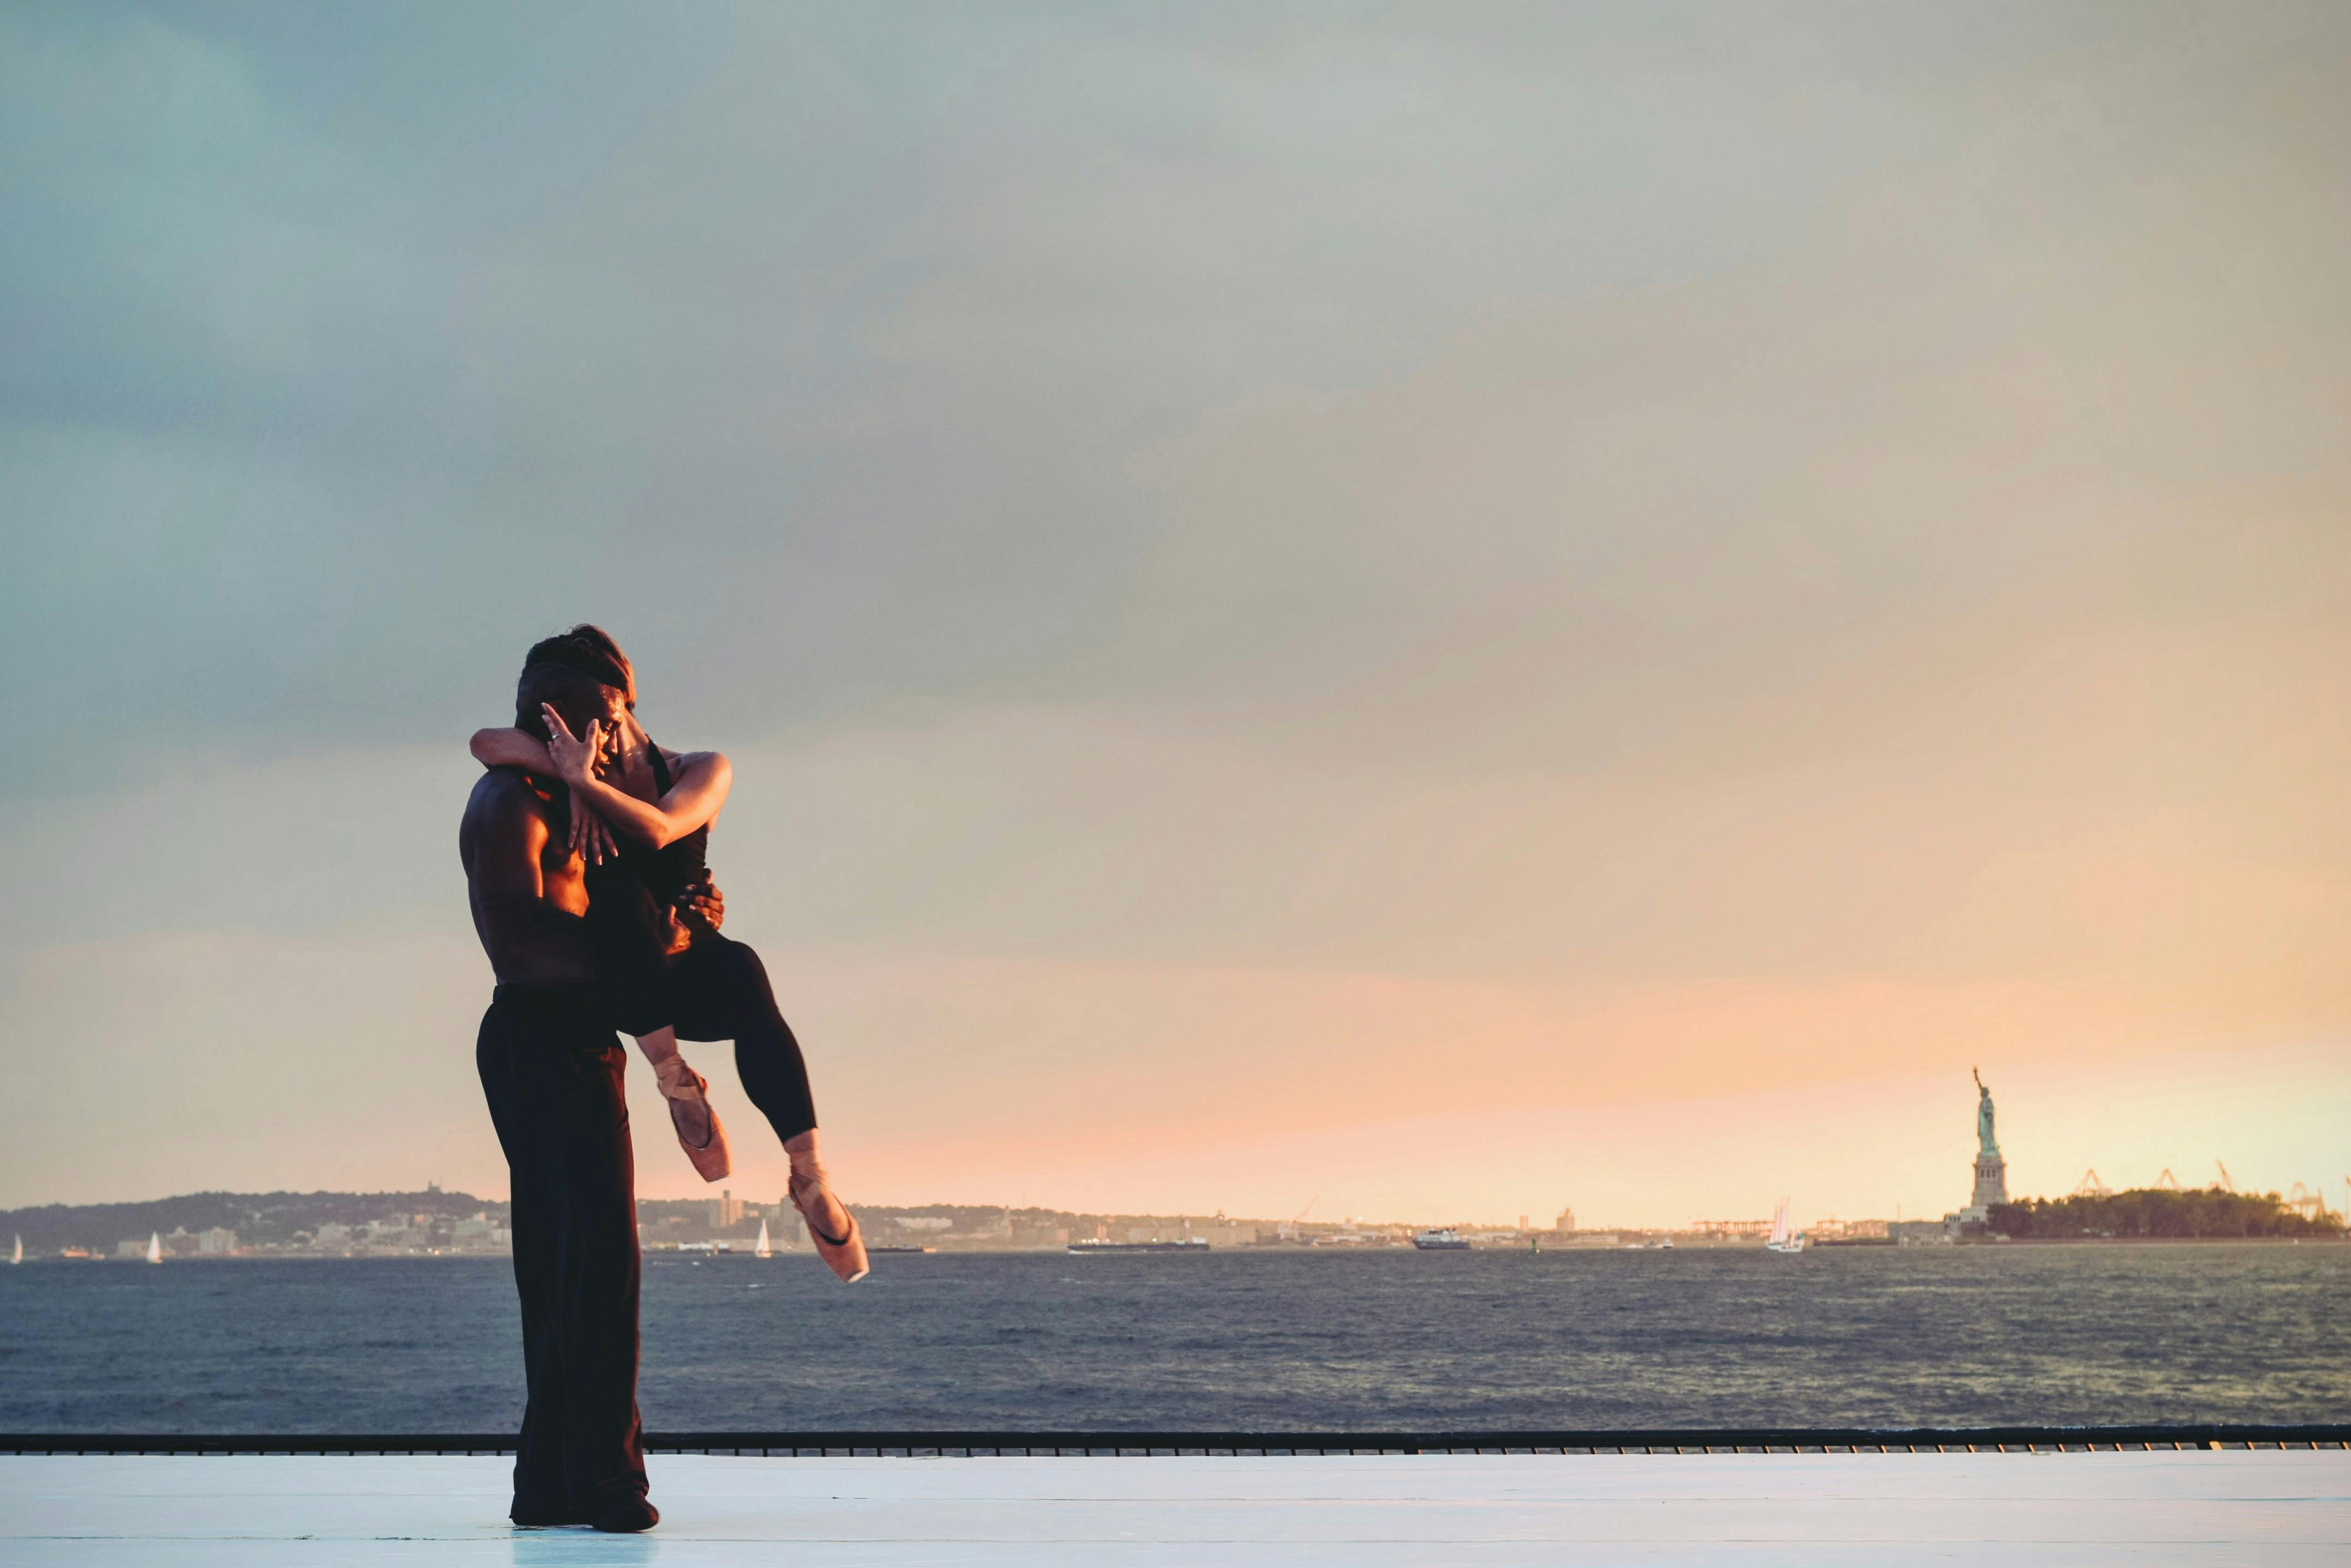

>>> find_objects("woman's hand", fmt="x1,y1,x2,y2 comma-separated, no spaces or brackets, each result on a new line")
540,703,603,789
568,801,617,866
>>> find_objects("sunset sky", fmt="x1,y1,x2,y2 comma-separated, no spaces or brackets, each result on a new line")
4,2,2347,1228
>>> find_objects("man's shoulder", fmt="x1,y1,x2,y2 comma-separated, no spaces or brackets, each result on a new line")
466,767,557,826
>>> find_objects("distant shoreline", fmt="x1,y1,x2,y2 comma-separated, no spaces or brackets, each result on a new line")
8,1233,2342,1264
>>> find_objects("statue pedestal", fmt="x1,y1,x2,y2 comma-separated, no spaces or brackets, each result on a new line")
1962,1155,2007,1222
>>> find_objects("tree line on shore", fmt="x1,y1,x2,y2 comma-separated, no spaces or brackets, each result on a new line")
1987,1188,2343,1240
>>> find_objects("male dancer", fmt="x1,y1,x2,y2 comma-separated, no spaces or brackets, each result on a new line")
460,658,657,1533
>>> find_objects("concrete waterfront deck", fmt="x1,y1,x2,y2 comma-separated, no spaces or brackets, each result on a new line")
6,1449,2349,1565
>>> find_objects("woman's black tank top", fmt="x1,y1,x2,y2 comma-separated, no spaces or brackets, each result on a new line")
634,741,710,908
580,738,714,1034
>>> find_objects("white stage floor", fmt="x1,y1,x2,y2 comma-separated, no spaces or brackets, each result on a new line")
5,1450,2348,1565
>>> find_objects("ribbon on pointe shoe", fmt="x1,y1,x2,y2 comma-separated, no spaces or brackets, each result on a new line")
652,1054,732,1182
789,1167,870,1284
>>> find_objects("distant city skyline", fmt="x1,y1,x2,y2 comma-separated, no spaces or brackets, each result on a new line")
5,1048,2342,1236
4,4,2347,1227
10,1151,2337,1262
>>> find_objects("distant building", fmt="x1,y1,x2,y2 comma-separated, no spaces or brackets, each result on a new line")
708,1190,745,1229
311,1223,355,1250
114,1238,147,1259
364,1219,427,1249
1555,1208,1575,1234
196,1228,237,1255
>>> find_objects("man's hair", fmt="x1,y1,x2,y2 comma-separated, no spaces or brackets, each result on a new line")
521,624,636,708
515,661,621,742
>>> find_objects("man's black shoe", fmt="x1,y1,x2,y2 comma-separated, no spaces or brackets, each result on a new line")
593,1494,660,1533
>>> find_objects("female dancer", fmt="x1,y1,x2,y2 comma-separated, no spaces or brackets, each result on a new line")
473,627,867,1283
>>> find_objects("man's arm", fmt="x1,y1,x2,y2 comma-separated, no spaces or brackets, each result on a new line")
468,779,548,903
464,774,592,982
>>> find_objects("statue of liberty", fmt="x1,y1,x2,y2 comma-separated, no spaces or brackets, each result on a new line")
1973,1067,1999,1158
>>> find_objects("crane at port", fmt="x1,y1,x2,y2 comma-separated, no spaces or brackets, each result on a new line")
2214,1161,2235,1193
2072,1169,2113,1198
2154,1169,2182,1191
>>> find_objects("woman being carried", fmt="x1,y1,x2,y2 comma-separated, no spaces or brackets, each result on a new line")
474,626,867,1283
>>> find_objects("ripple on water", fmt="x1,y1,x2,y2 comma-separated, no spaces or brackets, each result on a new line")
0,1246,2344,1431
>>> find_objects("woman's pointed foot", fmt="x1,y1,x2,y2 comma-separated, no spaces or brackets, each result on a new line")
790,1168,869,1283
652,1054,732,1183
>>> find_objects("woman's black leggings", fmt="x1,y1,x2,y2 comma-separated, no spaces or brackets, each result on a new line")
667,936,818,1144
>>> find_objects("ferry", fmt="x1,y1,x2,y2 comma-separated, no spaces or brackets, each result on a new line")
1411,1228,1472,1251
1067,1238,1209,1253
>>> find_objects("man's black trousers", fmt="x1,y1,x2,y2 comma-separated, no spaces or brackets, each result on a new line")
476,983,647,1520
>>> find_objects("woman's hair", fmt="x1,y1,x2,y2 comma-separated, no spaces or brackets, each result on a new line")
521,624,636,708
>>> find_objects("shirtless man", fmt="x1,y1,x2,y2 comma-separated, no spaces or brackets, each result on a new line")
460,658,658,1534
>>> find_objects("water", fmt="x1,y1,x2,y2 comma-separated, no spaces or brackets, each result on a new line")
3,1245,2345,1432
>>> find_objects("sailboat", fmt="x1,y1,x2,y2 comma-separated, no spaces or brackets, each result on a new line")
144,1232,162,1265
753,1217,772,1259
9,1234,20,1265
1765,1198,1806,1255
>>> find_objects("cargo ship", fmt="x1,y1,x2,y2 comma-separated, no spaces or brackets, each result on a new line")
1411,1228,1471,1250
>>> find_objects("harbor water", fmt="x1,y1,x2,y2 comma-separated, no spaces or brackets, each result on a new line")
2,1244,2344,1433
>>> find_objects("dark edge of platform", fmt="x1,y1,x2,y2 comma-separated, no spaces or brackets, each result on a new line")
5,1425,2349,1456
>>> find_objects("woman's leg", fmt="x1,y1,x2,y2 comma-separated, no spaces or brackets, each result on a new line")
672,937,817,1145
633,1025,730,1181
671,937,863,1279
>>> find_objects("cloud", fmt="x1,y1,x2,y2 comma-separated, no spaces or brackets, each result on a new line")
3,3,2348,1210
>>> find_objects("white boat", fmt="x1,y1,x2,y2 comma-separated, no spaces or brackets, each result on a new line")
753,1218,772,1259
1765,1198,1806,1255
1411,1229,1471,1251
144,1232,162,1265
9,1234,20,1265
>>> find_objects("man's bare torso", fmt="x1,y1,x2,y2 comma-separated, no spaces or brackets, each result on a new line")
460,769,595,986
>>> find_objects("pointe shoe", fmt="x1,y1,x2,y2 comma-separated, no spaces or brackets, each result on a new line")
790,1169,869,1284
652,1055,732,1183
